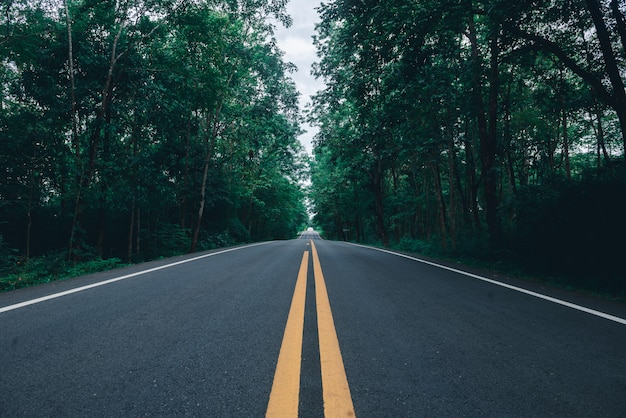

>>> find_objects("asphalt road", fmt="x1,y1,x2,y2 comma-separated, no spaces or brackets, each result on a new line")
1,234,626,416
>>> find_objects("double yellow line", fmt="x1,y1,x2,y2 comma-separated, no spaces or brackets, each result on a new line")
266,241,355,417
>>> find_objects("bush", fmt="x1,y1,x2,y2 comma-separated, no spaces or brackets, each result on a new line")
146,223,191,259
0,252,124,292
511,164,626,293
395,237,438,255
0,234,18,277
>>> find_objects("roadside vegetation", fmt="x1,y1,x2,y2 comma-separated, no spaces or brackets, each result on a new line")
0,0,309,291
3,0,625,299
308,0,626,297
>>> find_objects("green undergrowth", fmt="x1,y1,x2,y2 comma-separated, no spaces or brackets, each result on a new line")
384,237,626,304
0,254,126,292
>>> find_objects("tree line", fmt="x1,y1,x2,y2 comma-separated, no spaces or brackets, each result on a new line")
1,0,308,287
309,0,626,292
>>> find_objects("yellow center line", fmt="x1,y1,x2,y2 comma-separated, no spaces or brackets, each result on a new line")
311,241,356,418
266,243,355,417
266,250,309,417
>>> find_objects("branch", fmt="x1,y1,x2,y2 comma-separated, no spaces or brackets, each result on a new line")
585,0,626,102
504,24,616,107
101,21,126,113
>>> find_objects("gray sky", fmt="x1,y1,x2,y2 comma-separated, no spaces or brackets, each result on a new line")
274,0,325,155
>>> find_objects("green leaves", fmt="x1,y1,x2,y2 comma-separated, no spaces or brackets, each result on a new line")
0,0,306,270
309,0,626,293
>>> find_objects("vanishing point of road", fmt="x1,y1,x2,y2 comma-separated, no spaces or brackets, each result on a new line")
2,232,626,416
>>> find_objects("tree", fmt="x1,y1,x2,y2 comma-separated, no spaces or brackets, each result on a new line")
502,0,626,150
0,0,307,273
309,0,626,291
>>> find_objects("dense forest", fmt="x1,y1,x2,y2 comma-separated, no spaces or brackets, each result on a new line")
0,0,309,289
2,0,626,295
309,0,626,293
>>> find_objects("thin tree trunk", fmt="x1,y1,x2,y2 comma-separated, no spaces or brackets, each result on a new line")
191,145,211,252
591,100,611,166
562,108,571,179
191,110,219,252
503,80,516,194
483,32,500,241
136,208,140,258
448,134,458,250
68,20,126,260
248,194,254,238
431,163,447,249
585,0,626,150
127,197,135,262
372,160,388,247
190,60,238,252
26,205,32,262
467,9,499,238
64,0,79,157
463,122,480,227
65,0,81,261
180,114,193,229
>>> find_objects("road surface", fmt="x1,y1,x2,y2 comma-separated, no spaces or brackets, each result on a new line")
2,234,626,416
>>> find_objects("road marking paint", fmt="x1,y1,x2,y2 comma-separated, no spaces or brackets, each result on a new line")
348,243,626,326
311,241,356,417
266,251,309,417
0,242,273,314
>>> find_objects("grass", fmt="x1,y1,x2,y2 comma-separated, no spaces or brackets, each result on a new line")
0,255,126,292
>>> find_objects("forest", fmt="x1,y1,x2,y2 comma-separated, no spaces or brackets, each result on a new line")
2,0,626,296
0,0,309,290
309,0,626,294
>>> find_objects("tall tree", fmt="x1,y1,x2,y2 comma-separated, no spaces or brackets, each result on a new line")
0,0,307,267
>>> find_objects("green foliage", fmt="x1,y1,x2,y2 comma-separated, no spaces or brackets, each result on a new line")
145,223,191,259
511,164,626,292
0,253,124,292
309,0,626,295
394,237,439,256
0,0,306,286
0,235,18,277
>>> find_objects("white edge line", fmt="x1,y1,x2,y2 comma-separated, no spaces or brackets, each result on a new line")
0,242,272,314
347,242,626,326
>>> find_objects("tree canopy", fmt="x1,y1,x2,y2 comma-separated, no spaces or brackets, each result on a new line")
309,0,626,292
0,0,308,283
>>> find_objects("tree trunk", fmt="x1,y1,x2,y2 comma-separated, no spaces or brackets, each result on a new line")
127,197,135,263
503,79,516,194
447,130,461,250
97,204,106,258
191,111,218,253
180,115,193,229
562,108,571,179
585,0,626,150
26,205,32,262
463,121,480,227
372,160,388,246
467,10,500,240
65,0,81,262
431,163,447,249
590,98,611,166
68,21,126,260
136,208,140,259
484,33,500,241
615,107,626,152
247,193,255,238
191,146,211,253
64,0,79,158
